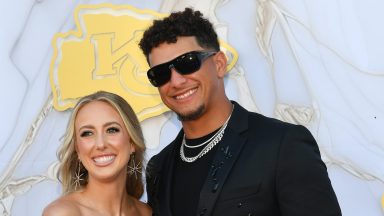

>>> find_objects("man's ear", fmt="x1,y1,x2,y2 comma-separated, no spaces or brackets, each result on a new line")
214,51,228,78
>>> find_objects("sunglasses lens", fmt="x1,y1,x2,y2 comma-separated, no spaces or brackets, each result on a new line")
147,51,216,87
174,53,201,75
147,64,171,87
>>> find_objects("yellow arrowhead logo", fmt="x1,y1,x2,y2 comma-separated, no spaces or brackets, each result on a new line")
50,4,238,121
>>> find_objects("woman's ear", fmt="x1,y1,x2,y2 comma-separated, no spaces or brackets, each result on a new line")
74,140,79,158
214,51,228,78
130,141,136,154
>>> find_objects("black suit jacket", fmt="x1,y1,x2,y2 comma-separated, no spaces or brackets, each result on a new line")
146,102,341,216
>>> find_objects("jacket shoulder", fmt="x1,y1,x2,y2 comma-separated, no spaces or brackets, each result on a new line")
237,103,313,142
147,139,177,171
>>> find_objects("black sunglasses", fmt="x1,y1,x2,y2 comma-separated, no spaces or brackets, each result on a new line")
147,50,217,87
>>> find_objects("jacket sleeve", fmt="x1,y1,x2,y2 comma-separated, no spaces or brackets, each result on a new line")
145,155,160,215
276,124,342,216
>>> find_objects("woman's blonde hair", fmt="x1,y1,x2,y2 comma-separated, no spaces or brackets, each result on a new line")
57,91,145,198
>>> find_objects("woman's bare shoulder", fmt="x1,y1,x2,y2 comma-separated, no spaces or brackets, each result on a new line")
43,195,82,216
134,199,152,216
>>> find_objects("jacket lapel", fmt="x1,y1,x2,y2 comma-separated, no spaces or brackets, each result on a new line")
196,102,249,216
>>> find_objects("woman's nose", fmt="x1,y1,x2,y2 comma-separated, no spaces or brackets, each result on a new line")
95,134,106,149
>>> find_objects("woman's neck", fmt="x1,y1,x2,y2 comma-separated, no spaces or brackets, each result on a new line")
80,175,131,215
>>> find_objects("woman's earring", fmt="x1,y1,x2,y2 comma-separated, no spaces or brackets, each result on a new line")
128,153,141,179
73,159,84,190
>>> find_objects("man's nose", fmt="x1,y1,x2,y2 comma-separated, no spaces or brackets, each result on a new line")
168,67,187,86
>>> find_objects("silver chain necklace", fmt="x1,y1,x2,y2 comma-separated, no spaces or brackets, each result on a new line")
183,123,226,149
180,105,234,163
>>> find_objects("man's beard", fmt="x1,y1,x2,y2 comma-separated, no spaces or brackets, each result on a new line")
176,105,204,121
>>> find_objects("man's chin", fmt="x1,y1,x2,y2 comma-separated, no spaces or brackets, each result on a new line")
176,105,204,122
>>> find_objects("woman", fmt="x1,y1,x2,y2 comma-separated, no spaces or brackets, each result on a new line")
43,91,151,215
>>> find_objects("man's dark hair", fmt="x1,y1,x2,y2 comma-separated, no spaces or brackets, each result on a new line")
139,7,220,62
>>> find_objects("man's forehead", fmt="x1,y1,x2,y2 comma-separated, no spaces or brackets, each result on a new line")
148,37,201,66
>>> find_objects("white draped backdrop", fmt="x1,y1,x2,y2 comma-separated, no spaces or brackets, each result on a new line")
0,0,383,215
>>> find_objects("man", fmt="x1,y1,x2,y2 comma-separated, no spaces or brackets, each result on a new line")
139,8,341,216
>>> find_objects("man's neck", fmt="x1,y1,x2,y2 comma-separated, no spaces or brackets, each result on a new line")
182,100,233,139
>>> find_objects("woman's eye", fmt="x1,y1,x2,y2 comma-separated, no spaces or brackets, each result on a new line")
107,127,120,134
80,131,93,137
